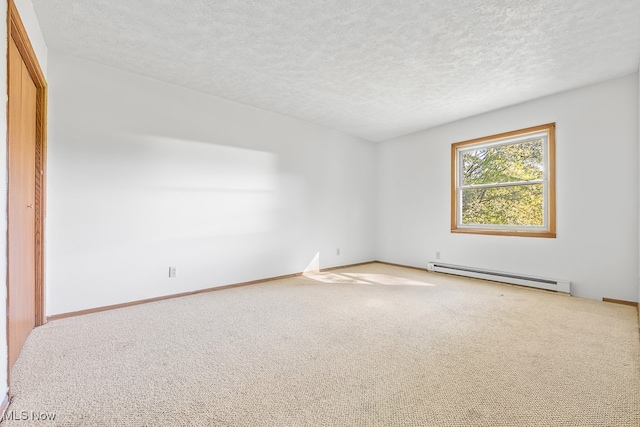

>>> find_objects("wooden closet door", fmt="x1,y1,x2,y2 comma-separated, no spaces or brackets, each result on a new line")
7,36,37,370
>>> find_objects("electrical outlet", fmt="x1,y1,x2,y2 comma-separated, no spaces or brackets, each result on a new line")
169,266,177,278
336,248,340,256
435,251,441,260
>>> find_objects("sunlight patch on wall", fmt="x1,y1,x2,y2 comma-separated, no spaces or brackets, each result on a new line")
303,252,320,273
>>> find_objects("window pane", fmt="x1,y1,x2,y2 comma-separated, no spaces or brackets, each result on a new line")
461,184,543,226
462,139,543,186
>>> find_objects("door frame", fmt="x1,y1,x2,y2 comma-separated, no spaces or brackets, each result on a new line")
6,0,47,335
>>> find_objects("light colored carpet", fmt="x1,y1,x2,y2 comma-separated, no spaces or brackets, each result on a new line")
4,262,640,426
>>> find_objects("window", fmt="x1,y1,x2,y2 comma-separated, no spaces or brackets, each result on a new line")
451,123,556,238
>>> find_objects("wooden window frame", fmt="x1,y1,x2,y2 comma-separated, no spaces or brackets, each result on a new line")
450,123,556,238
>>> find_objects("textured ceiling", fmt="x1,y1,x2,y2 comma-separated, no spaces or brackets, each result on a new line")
32,0,640,142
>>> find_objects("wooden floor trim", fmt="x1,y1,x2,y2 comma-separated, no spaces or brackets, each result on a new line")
46,261,378,322
47,273,301,322
602,298,638,308
56,262,634,322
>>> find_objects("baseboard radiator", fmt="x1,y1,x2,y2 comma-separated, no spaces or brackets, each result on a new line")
426,262,571,293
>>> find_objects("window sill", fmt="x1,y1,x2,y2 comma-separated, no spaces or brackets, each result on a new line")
451,228,556,238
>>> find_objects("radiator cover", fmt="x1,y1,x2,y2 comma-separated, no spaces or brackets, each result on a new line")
426,262,571,293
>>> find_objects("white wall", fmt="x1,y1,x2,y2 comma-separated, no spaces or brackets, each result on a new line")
2,0,48,393
46,51,377,315
377,74,639,302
